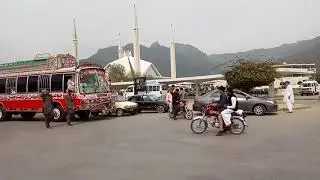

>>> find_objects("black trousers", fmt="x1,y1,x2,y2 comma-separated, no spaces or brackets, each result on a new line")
44,113,53,128
172,104,179,117
66,109,75,124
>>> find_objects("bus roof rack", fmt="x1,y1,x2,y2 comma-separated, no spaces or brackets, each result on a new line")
0,54,76,75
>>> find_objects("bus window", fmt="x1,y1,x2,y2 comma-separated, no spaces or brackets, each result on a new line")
39,75,51,92
28,76,39,93
6,78,17,94
17,77,27,93
148,86,152,92
156,86,160,91
152,86,157,91
0,79,6,94
51,74,63,92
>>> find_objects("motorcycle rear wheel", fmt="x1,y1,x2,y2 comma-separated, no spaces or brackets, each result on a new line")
184,110,194,120
229,118,246,135
190,118,208,134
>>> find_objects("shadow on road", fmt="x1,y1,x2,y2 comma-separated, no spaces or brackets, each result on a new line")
6,114,118,128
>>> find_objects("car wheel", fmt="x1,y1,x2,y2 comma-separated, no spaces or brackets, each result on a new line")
130,109,137,115
156,105,165,113
116,109,124,117
253,104,266,116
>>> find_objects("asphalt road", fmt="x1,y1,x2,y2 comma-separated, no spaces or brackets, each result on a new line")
1,106,320,180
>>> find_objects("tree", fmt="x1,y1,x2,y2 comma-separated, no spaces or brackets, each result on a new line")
310,71,320,82
225,60,279,91
107,64,130,82
316,72,320,83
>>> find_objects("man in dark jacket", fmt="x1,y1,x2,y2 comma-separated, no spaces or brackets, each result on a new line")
172,89,180,120
40,89,54,129
64,90,74,126
216,86,228,136
217,86,228,111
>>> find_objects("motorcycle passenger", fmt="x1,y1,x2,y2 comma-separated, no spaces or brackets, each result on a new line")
172,88,180,120
179,87,186,101
216,86,228,136
218,87,239,136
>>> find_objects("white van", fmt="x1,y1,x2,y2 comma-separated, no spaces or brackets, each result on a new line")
123,83,167,99
300,81,320,96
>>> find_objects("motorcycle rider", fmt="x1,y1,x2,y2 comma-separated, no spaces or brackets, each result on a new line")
216,86,228,136
218,87,239,136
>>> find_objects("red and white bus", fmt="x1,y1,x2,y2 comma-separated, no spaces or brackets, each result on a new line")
0,54,111,121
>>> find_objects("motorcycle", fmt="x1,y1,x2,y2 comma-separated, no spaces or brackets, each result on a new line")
169,100,194,120
190,103,248,135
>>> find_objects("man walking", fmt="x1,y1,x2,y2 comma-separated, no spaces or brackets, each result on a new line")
283,81,294,113
172,89,180,120
64,90,74,126
40,89,54,129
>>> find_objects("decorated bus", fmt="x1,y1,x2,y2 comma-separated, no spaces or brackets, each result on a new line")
0,54,111,121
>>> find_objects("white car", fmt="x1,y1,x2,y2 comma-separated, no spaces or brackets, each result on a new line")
109,95,138,117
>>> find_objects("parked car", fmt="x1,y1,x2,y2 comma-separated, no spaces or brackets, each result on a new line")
300,80,320,96
193,89,278,116
109,95,138,117
128,94,169,113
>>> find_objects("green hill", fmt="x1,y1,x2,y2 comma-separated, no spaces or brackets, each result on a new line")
83,36,320,77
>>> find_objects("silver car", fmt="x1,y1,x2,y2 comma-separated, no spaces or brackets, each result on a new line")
193,89,278,116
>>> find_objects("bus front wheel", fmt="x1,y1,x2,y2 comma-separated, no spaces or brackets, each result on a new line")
52,105,66,122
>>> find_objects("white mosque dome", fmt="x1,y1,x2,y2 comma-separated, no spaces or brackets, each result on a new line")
104,54,162,77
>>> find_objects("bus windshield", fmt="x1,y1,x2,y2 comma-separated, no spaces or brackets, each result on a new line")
79,69,108,93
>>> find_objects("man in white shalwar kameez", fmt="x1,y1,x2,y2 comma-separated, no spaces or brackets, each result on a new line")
283,81,294,113
166,88,173,113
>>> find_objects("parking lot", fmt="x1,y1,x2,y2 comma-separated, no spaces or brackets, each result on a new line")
1,102,320,180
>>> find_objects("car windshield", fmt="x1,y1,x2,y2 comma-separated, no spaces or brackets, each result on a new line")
111,95,125,102
79,69,108,94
